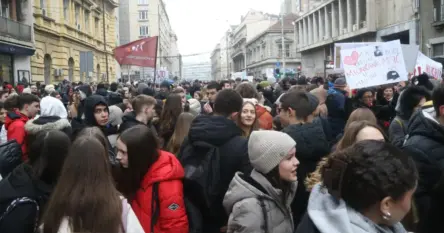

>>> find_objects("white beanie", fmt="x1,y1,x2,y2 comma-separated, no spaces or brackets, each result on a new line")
44,84,55,94
187,98,201,116
248,130,296,174
40,96,68,119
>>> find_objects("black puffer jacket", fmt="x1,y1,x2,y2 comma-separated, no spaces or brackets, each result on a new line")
25,116,72,140
403,107,444,233
0,164,53,233
179,115,252,233
118,111,158,136
282,121,330,228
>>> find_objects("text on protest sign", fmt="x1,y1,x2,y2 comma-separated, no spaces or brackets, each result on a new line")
341,40,408,89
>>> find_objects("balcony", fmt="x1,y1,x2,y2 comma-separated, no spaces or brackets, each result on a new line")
0,16,32,42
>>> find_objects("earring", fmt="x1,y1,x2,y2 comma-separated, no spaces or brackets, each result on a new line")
382,212,391,221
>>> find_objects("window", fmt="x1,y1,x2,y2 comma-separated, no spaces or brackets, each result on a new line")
442,0,444,21
85,11,90,32
95,18,99,35
433,43,444,57
139,26,149,36
75,4,80,27
285,44,290,57
40,0,46,16
0,0,9,18
139,10,148,20
63,0,69,20
138,0,148,4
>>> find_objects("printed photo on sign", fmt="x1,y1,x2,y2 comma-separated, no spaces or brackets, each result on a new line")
341,40,408,89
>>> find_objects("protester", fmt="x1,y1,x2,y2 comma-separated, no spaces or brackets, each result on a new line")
179,89,251,233
0,131,70,233
296,140,417,233
40,134,143,233
235,101,258,137
403,83,444,233
224,130,298,233
116,125,188,233
5,93,40,160
158,94,183,148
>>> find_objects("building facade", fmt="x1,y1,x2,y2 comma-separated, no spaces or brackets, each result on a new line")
210,44,221,80
32,0,119,84
230,10,280,73
420,0,444,64
119,0,179,80
182,62,212,81
246,15,301,79
294,0,419,77
220,27,236,79
0,0,34,85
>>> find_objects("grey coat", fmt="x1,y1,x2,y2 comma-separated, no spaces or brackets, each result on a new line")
223,169,297,233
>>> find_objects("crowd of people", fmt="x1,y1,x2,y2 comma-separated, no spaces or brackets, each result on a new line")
0,73,442,233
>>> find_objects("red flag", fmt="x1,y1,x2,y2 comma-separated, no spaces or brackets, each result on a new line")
113,36,158,67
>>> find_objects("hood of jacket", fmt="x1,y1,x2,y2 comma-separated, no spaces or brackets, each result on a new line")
25,116,71,135
282,121,330,161
40,96,68,119
256,104,271,116
307,184,406,233
5,111,29,131
407,106,444,142
0,164,53,202
141,150,184,188
84,95,108,126
223,169,297,214
188,115,242,146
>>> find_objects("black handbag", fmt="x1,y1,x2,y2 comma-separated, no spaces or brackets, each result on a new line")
0,139,22,178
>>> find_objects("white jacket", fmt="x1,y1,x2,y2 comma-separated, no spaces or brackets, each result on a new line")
40,198,144,233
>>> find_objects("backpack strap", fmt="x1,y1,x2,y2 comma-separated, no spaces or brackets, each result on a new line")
0,197,39,232
394,118,406,134
121,198,130,231
257,196,268,233
150,182,160,233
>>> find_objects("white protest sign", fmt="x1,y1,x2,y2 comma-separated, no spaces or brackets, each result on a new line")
413,51,443,79
341,40,408,89
335,43,418,73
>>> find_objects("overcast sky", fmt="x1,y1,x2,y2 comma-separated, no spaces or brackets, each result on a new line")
164,0,280,63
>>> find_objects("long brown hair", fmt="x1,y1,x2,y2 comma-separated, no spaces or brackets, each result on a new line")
41,136,122,233
159,94,182,137
117,125,159,200
345,108,377,129
235,101,259,137
305,120,386,191
166,112,195,155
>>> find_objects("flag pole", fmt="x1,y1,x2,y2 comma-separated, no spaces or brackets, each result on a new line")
153,36,159,84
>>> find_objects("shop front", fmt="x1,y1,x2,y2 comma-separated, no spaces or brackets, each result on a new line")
0,41,35,85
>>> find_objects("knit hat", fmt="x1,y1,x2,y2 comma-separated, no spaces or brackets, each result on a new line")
44,84,56,95
187,98,201,116
334,78,347,88
248,130,296,174
306,92,320,114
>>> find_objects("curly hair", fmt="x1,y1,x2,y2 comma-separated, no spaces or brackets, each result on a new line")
321,140,417,211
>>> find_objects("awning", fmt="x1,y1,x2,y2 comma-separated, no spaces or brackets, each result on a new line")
0,41,35,56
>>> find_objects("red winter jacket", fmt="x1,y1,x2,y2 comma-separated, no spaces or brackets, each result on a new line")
256,105,273,130
131,150,188,233
5,111,29,161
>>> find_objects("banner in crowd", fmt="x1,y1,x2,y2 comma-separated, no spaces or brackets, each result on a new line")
341,40,408,89
334,43,418,72
113,36,158,67
413,51,443,79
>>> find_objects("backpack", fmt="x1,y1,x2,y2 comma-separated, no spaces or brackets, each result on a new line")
179,139,222,233
0,140,22,178
0,197,39,232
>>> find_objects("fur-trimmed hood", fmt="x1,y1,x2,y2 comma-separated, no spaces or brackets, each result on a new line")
25,116,72,135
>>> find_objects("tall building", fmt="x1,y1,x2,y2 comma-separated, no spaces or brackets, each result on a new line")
220,27,236,79
119,0,179,80
182,62,212,81
210,44,221,80
32,0,119,84
0,0,34,85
